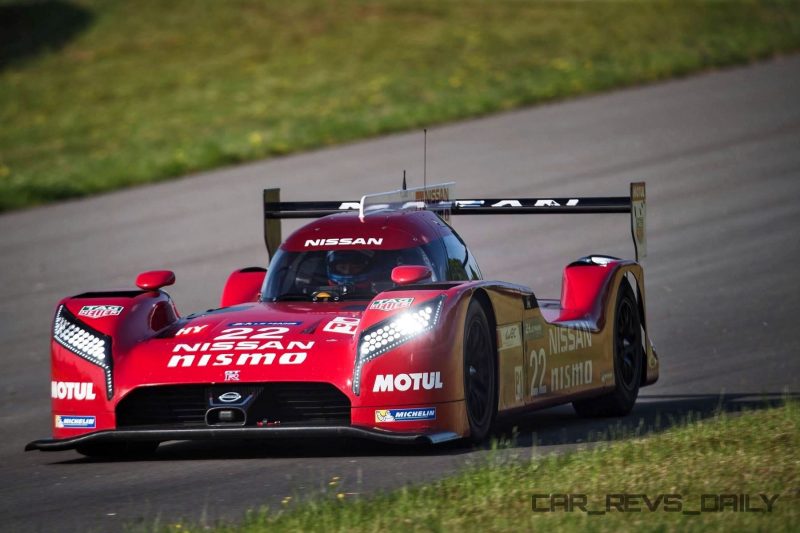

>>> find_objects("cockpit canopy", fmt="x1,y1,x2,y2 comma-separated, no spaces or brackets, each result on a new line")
262,245,440,301
261,210,482,302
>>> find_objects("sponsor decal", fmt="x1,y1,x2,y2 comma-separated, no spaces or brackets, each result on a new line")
453,200,484,208
415,186,450,204
176,324,208,336
523,295,538,310
631,182,647,259
228,321,302,327
218,392,242,403
375,408,436,423
551,360,593,392
523,318,544,340
168,327,313,368
370,297,414,312
514,366,524,402
415,185,451,222
601,371,614,384
55,415,96,429
224,370,240,381
533,199,578,207
169,352,307,368
172,340,314,352
323,316,360,335
498,324,522,350
51,381,97,401
304,238,384,247
453,199,579,208
78,305,123,319
372,372,443,392
549,322,593,355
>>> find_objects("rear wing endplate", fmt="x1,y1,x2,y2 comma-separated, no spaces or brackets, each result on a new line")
264,182,646,261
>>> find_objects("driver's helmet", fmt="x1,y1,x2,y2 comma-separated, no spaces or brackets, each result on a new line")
326,250,375,286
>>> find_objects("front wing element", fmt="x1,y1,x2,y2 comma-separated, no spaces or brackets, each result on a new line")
26,426,461,451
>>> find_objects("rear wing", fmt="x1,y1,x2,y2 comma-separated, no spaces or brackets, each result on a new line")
264,182,647,261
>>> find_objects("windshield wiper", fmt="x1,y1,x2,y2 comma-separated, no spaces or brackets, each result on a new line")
272,288,374,302
272,293,312,302
339,291,375,301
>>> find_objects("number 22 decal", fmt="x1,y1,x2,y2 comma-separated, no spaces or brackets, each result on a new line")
215,327,289,340
529,348,547,397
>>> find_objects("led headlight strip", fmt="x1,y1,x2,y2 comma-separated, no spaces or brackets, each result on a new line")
352,295,444,396
53,305,114,400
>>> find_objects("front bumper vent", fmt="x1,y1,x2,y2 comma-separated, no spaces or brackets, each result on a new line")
116,383,351,428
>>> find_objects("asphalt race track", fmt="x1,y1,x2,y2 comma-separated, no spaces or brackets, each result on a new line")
1,56,799,532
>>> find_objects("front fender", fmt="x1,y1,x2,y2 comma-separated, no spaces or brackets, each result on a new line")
50,290,180,439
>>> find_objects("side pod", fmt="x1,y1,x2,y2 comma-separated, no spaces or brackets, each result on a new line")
559,255,658,385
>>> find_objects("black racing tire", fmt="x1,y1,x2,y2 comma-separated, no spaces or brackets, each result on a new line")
463,299,497,443
573,280,643,417
76,441,159,459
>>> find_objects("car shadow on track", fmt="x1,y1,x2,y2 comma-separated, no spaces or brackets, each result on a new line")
495,392,798,449
52,392,796,464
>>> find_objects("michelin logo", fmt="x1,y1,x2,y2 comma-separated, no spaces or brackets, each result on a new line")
55,415,96,429
374,408,436,423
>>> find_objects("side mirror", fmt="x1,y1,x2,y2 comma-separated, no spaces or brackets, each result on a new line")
391,265,432,286
136,270,176,291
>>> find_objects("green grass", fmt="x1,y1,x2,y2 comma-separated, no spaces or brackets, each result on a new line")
2,1,800,212
160,402,799,532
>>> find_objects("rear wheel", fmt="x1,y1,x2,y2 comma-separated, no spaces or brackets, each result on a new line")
76,441,159,459
573,280,643,417
463,299,497,443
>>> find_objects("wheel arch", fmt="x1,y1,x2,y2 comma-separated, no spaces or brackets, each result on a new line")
470,288,497,352
621,269,651,387
462,288,499,442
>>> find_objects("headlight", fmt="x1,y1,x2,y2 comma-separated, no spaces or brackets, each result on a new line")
352,295,444,395
53,305,114,399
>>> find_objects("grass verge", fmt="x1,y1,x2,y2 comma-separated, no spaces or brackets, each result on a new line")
161,402,799,532
2,0,800,211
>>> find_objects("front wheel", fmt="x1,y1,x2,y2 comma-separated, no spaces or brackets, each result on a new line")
573,280,643,417
463,299,497,443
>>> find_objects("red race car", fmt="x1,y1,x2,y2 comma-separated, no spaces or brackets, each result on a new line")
27,182,658,456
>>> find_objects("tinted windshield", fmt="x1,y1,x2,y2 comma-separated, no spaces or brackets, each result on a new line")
262,246,439,301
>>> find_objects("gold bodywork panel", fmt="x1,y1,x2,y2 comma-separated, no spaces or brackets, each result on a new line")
485,263,658,413
520,310,613,406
